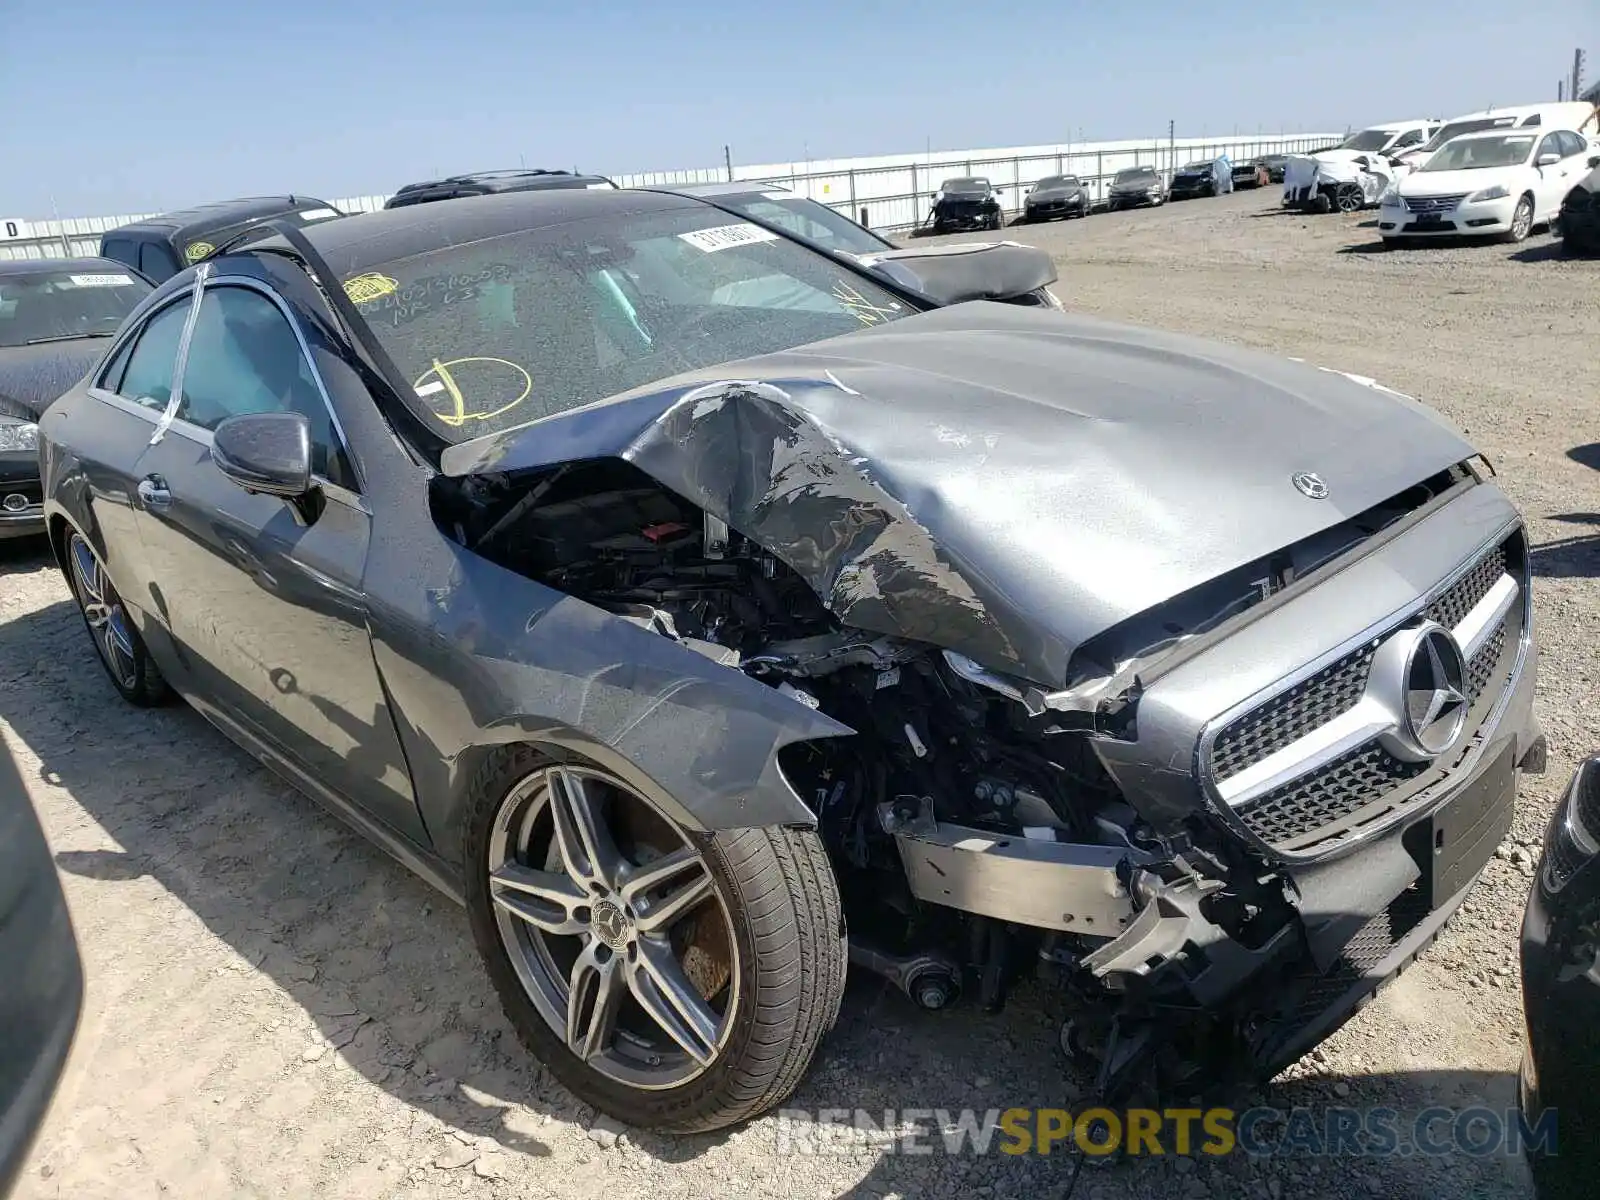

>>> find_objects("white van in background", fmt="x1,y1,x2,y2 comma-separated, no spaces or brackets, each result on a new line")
1390,101,1600,171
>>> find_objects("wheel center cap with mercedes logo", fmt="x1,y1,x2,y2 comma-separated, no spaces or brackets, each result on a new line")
590,899,631,951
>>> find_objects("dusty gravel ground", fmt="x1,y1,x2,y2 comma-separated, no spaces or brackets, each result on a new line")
6,187,1599,1200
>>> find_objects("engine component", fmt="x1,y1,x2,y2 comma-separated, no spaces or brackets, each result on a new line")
848,942,962,1010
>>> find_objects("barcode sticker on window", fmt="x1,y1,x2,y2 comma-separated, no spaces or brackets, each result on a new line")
67,274,135,287
677,224,781,253
297,208,339,221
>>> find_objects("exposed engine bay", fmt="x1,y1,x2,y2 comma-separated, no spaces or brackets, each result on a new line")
432,453,1499,1100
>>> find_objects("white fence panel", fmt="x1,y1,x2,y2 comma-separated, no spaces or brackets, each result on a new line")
0,129,1341,259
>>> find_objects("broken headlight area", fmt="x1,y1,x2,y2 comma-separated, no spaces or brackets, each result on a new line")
433,456,1501,1103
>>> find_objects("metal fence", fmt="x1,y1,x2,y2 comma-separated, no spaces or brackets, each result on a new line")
0,131,1339,261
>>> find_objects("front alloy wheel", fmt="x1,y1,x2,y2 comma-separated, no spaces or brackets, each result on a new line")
1507,195,1535,243
1335,184,1364,213
465,748,846,1132
65,532,168,705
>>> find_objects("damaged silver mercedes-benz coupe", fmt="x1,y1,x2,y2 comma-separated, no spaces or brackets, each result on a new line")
37,188,1543,1133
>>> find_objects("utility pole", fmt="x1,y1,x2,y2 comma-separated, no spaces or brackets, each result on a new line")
1573,48,1587,104
1559,80,1566,101
724,145,732,182
1168,119,1175,176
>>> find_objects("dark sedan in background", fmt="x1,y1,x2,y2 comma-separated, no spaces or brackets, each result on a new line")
1168,158,1230,201
1019,175,1089,222
1105,166,1165,210
928,176,1003,232
0,738,83,1197
0,259,153,539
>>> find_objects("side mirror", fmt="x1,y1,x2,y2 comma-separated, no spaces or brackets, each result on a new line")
1588,155,1600,169
211,412,316,520
1537,153,1560,167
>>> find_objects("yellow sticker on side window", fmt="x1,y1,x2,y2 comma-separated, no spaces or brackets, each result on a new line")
343,273,399,304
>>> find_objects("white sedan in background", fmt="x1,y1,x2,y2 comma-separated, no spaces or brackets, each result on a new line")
1378,127,1597,246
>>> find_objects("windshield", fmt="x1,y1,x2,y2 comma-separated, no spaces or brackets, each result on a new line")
1339,129,1397,152
1417,118,1518,155
1420,134,1536,172
1114,168,1156,184
0,268,152,347
941,178,989,191
343,208,914,444
714,194,889,255
1182,162,1212,171
1036,176,1079,189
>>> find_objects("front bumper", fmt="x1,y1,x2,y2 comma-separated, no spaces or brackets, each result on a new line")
1379,195,1517,238
0,455,44,540
933,207,999,229
1024,197,1085,218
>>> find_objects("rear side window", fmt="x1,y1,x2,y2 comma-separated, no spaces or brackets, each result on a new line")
138,241,181,282
110,300,189,409
100,238,137,270
1521,115,1542,127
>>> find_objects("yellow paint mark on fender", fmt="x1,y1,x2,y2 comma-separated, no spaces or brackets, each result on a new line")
343,272,399,304
412,356,532,427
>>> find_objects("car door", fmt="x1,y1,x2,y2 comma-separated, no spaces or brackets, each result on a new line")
70,293,198,661
1532,133,1574,219
127,276,427,845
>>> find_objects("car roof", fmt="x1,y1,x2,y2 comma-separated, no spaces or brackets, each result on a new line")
259,187,704,276
0,256,142,278
656,180,789,200
385,169,615,205
1440,101,1596,123
1364,118,1436,131
102,196,335,240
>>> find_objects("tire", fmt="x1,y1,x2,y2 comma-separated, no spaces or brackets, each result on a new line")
464,746,847,1133
1313,191,1335,215
63,531,169,706
1505,194,1535,243
1334,184,1364,214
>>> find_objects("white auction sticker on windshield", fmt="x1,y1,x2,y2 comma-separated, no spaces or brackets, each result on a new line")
67,274,135,287
297,207,339,221
678,224,780,253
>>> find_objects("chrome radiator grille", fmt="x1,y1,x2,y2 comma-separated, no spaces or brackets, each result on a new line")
1203,535,1524,855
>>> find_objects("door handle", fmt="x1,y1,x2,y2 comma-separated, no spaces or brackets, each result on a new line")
137,475,172,511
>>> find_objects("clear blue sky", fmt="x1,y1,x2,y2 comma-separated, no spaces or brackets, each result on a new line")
1,0,1592,218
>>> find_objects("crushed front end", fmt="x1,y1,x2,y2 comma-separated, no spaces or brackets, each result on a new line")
771,467,1539,1099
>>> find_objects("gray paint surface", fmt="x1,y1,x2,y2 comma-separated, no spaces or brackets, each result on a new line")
445,303,1473,686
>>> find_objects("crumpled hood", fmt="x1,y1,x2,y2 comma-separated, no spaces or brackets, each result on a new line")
443,304,1473,686
0,340,107,419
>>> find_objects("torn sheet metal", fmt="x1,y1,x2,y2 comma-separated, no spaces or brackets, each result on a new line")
1283,152,1399,209
440,303,1472,688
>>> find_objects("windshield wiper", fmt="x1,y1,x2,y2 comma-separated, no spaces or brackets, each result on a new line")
25,331,116,345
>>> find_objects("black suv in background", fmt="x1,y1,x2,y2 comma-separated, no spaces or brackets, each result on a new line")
928,177,1003,232
99,196,344,282
383,169,616,208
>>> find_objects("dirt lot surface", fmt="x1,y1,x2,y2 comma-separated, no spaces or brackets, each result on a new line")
6,187,1599,1200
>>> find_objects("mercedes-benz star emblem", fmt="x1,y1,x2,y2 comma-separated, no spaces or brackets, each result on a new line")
1291,471,1330,500
590,899,630,951
1372,622,1469,763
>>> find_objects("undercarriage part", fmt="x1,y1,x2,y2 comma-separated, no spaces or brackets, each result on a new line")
848,942,962,1010
880,799,1149,937
967,916,1013,1012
